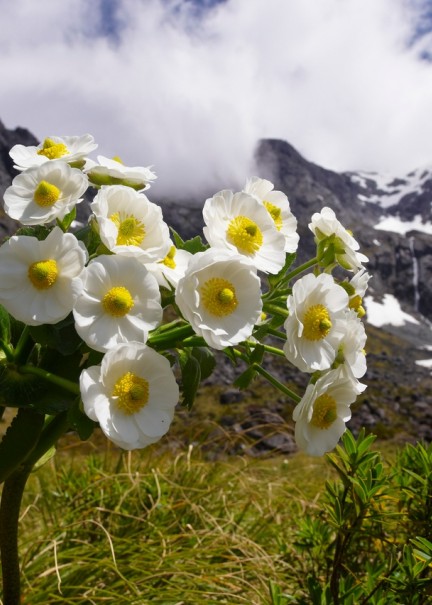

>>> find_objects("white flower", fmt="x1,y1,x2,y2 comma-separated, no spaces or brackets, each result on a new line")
203,189,286,274
0,227,87,325
348,269,372,317
309,206,368,271
175,248,262,350
80,342,179,450
243,176,299,253
85,155,157,191
73,255,162,353
91,185,171,262
146,244,193,289
283,273,349,372
334,310,367,388
10,135,97,171
3,161,89,225
293,367,357,456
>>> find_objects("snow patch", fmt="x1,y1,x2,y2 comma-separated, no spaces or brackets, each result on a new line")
350,167,432,209
374,215,432,235
364,294,420,327
416,358,432,369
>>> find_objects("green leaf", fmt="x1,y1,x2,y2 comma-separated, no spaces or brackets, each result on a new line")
267,253,297,288
181,235,208,254
0,407,45,483
249,343,265,365
57,206,76,231
29,314,81,355
191,347,216,380
178,350,201,409
233,366,257,389
170,228,208,254
14,224,52,240
68,398,96,441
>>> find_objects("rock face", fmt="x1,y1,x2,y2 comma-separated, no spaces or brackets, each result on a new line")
0,120,38,239
255,139,432,326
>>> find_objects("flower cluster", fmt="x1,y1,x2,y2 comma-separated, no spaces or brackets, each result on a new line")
0,133,370,458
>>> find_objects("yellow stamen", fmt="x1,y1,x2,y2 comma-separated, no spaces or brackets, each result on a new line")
113,372,149,415
102,286,134,317
302,304,332,341
310,393,337,429
264,201,282,230
28,259,58,290
226,216,263,254
200,277,238,317
162,246,176,269
110,213,145,246
37,138,68,160
112,156,124,164
33,180,61,207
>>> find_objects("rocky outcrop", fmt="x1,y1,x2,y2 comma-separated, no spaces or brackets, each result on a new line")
0,120,38,239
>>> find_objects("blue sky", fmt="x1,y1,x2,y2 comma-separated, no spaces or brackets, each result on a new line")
1,0,432,197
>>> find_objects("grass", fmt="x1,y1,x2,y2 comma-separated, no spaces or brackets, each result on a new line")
11,434,336,605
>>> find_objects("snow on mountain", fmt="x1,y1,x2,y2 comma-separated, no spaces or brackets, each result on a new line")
347,166,432,235
349,167,432,209
364,293,420,327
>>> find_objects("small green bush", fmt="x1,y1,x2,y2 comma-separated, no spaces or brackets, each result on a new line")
276,431,432,604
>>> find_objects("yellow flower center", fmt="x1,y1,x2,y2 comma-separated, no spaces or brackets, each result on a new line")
113,372,149,415
28,259,58,290
162,246,176,269
264,201,282,230
349,294,362,312
226,216,263,254
37,138,68,160
200,277,238,317
110,213,146,246
102,286,134,317
310,393,337,429
302,304,332,341
112,156,124,164
33,180,61,207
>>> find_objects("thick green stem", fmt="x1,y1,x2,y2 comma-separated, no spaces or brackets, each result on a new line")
262,303,289,318
0,340,14,362
260,343,287,357
252,364,301,403
13,326,30,364
148,323,195,347
284,256,320,282
0,464,32,605
18,365,80,396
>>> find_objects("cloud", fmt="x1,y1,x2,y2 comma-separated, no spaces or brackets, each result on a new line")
0,0,431,198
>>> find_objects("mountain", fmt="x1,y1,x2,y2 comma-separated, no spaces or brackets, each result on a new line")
1,121,431,445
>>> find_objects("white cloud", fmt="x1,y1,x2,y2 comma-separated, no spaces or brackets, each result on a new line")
0,0,431,198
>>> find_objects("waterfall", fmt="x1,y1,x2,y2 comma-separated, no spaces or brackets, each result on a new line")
409,236,420,312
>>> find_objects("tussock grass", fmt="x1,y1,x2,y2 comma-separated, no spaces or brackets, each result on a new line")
15,440,331,605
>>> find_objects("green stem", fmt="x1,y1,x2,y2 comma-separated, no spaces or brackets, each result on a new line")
19,365,80,396
0,340,14,362
180,336,207,348
260,343,287,357
284,256,320,282
13,326,30,364
263,327,287,341
26,412,70,468
148,324,195,346
253,363,301,403
262,303,289,318
0,464,32,605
